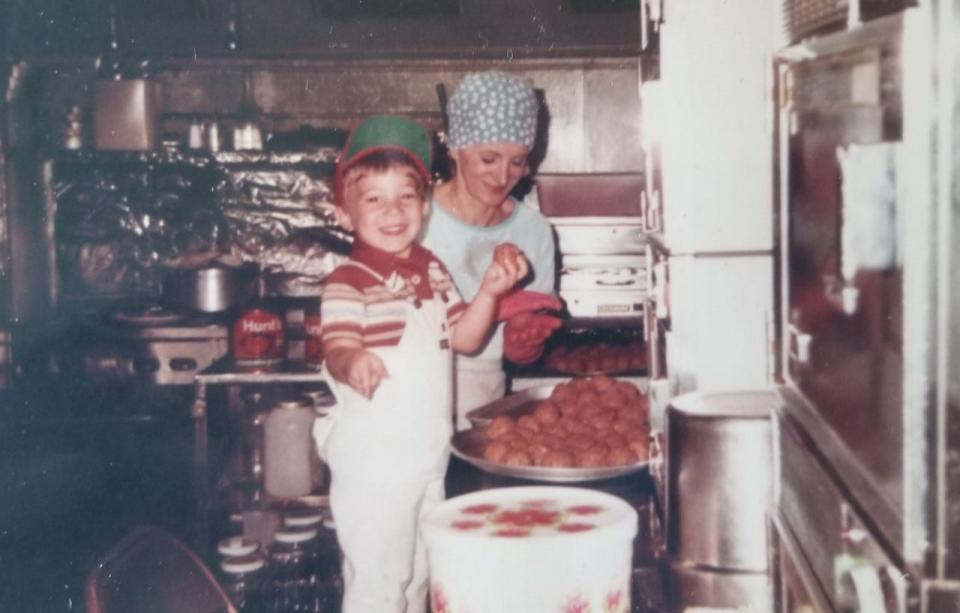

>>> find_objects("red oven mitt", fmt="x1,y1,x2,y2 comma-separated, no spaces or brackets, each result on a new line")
498,291,564,365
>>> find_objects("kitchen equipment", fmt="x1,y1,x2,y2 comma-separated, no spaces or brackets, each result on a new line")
188,119,205,149
772,6,960,609
233,121,263,152
424,486,637,613
537,173,648,322
163,261,258,314
77,308,229,386
233,70,263,152
666,564,771,611
456,382,650,482
465,383,556,428
206,120,222,152
664,390,774,571
510,173,649,394
91,79,161,151
450,429,648,483
662,390,775,611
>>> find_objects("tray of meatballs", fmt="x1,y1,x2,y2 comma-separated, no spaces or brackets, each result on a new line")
451,375,650,482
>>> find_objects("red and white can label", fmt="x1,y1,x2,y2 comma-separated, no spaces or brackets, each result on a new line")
304,313,323,370
233,308,285,369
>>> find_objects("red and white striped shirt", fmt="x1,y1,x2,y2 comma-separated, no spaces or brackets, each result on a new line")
321,241,467,349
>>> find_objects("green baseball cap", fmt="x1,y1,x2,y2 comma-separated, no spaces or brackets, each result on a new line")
335,115,432,205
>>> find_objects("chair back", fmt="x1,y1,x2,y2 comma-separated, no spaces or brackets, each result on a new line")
85,525,237,613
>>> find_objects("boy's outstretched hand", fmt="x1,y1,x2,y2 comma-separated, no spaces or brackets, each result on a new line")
326,346,389,399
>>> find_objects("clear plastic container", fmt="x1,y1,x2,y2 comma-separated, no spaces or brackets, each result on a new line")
221,553,267,612
263,400,317,498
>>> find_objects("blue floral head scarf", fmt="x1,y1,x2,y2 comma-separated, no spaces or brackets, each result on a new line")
446,71,538,150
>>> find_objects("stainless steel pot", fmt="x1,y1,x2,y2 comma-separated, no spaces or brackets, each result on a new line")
163,262,258,313
665,390,776,572
667,562,772,612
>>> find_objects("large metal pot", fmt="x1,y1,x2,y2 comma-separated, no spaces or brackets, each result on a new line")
665,390,776,572
162,261,259,314
667,563,771,611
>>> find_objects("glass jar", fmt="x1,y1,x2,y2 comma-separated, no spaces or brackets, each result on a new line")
221,553,267,612
266,526,321,613
283,509,323,530
218,535,260,558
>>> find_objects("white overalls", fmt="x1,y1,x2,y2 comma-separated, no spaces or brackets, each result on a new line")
316,267,453,613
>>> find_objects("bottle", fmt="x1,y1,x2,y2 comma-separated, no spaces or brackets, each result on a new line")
263,399,317,498
266,526,320,613
242,390,271,484
233,274,285,373
304,298,323,371
221,553,268,612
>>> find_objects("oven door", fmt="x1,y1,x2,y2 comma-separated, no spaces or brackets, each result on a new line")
777,12,916,553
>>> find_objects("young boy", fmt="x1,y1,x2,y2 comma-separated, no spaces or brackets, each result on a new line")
317,115,528,613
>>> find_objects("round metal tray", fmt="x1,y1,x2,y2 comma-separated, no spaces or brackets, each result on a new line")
547,365,639,377
451,428,649,483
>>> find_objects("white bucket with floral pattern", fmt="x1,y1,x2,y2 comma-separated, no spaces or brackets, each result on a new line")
423,486,637,613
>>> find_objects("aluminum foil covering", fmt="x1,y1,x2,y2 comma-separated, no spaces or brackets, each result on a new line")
51,148,346,301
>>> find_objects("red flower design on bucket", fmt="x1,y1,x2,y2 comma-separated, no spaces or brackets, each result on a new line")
605,589,624,611
492,528,532,538
493,508,561,527
567,505,604,516
562,594,591,613
462,503,499,515
431,585,449,613
451,520,484,531
557,522,595,533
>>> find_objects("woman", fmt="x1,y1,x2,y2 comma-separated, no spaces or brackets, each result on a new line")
421,70,562,430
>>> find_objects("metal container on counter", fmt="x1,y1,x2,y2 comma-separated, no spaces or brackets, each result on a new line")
91,79,161,151
163,261,259,314
665,390,775,571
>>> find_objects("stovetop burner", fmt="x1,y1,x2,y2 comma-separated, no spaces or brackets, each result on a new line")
110,302,186,327
103,302,227,339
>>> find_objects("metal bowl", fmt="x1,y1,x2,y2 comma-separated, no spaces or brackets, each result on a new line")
465,384,557,428
459,382,651,482
451,428,648,483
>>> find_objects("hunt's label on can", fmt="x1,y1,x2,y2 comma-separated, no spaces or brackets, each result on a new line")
304,313,323,370
233,308,284,370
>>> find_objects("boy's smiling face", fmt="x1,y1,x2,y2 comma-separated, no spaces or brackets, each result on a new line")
338,164,429,258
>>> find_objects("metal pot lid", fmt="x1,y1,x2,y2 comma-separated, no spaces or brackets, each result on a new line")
667,389,779,419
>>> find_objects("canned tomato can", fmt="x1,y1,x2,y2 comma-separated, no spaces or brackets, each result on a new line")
304,310,323,371
233,307,285,371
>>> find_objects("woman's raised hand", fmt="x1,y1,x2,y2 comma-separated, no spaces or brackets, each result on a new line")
480,243,530,297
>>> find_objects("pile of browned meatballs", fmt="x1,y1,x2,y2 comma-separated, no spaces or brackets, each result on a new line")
545,342,646,374
480,375,650,469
